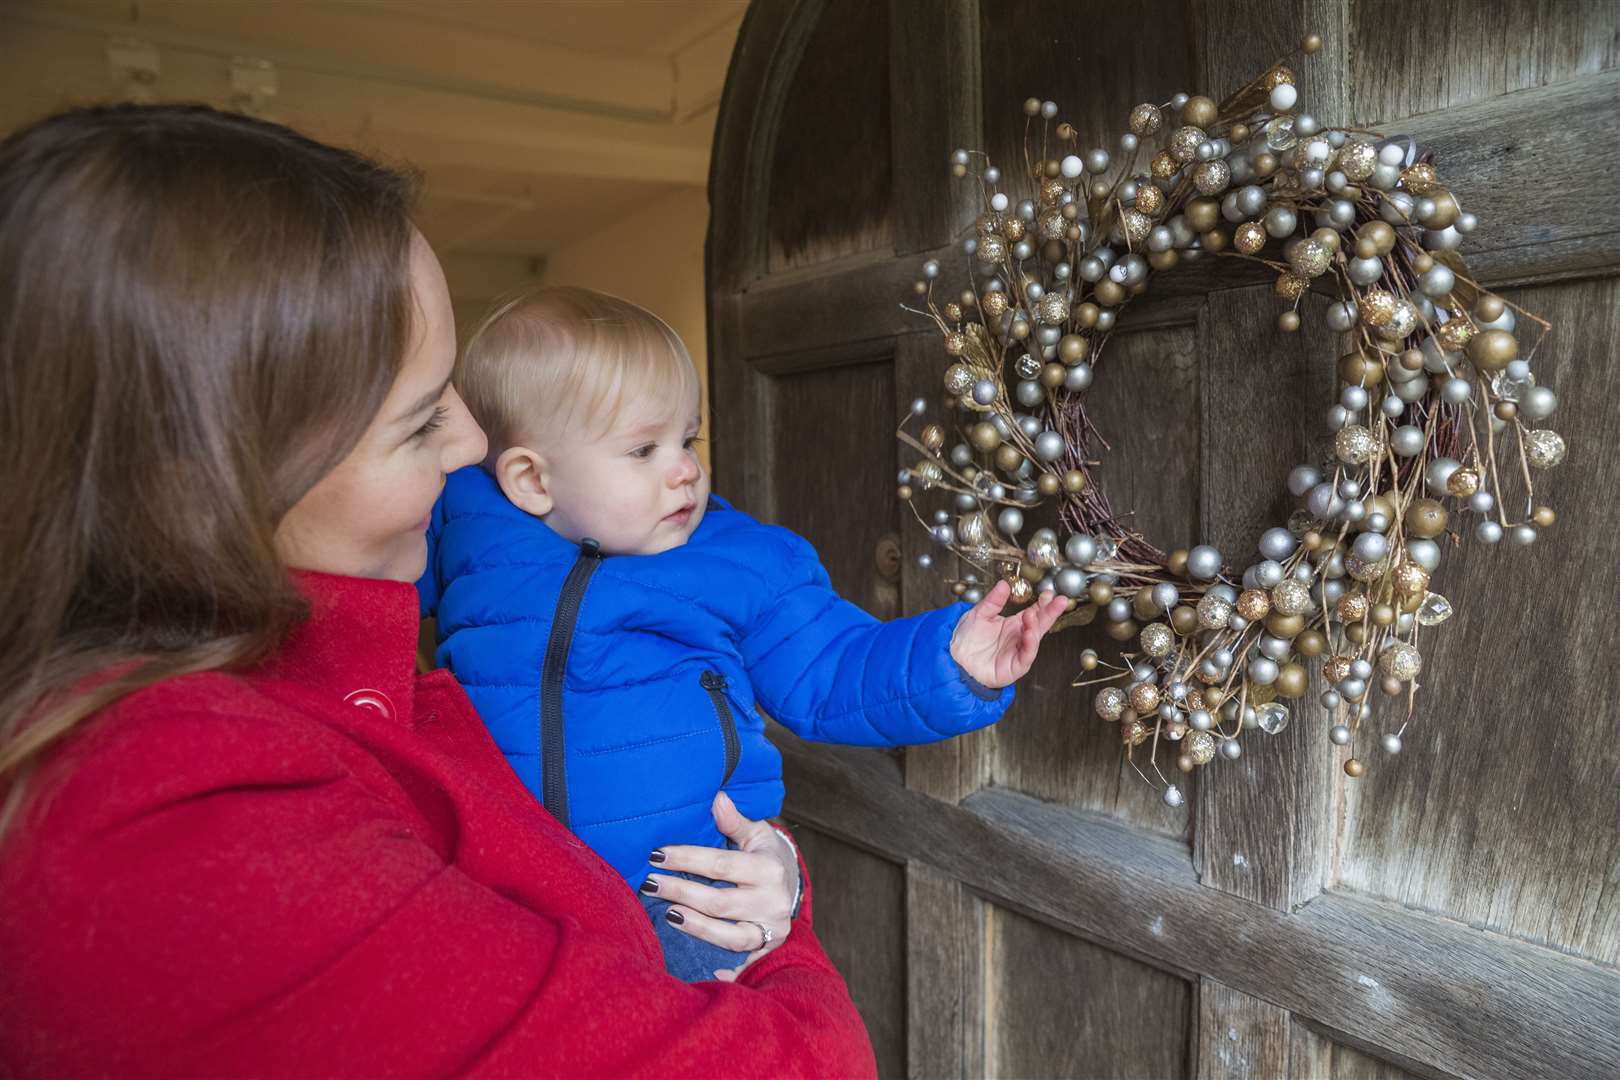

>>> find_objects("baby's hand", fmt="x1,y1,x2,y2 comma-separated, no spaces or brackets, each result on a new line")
948,579,1068,689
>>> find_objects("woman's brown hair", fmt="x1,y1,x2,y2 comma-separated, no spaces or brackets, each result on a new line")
0,104,418,833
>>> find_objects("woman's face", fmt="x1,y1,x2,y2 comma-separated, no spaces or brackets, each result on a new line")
274,231,487,581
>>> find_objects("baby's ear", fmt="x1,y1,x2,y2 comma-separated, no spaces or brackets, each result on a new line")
494,445,554,517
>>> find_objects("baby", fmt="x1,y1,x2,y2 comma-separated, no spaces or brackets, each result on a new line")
418,286,1065,981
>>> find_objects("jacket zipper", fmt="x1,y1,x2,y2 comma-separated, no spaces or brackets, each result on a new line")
701,670,740,787
539,538,602,826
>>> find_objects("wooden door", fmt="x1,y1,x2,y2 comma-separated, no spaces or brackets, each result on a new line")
707,2,1620,1077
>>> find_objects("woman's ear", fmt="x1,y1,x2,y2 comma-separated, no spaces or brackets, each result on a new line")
494,445,554,517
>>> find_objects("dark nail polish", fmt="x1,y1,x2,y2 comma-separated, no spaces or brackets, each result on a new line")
649,849,666,864
665,909,685,926
639,878,659,895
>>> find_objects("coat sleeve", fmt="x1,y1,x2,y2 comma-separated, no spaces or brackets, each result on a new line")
0,710,876,1080
737,529,1013,746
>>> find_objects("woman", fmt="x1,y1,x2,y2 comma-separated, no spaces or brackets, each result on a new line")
0,104,876,1077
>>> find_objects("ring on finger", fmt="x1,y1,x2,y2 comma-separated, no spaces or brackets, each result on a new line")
741,919,774,950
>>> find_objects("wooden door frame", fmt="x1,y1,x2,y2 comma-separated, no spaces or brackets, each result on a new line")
707,2,1620,1077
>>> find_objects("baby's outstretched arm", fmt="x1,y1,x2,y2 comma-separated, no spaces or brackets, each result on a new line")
948,580,1068,688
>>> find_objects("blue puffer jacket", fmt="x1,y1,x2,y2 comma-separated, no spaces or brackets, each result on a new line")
418,466,1012,887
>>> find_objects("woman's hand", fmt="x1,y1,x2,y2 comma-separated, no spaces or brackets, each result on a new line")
643,792,799,980
949,578,1068,688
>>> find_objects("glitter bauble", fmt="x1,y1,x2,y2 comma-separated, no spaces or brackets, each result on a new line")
944,362,976,395
1037,292,1071,325
1039,177,1066,205
1235,221,1267,254
976,235,1006,263
1525,429,1567,469
1323,655,1353,683
1151,151,1179,179
1436,318,1476,351
1140,622,1174,657
1169,125,1207,163
944,331,967,356
1393,562,1429,596
1290,238,1333,277
1128,682,1161,713
1134,184,1165,215
1121,208,1154,244
1275,273,1308,299
1266,66,1297,89
1129,102,1164,136
1337,592,1370,622
1095,687,1126,721
1001,215,1027,242
1271,579,1312,616
1009,576,1034,604
982,291,1010,318
1345,552,1388,582
1359,289,1398,327
1337,140,1377,182
1401,162,1440,195
1038,208,1066,240
1335,424,1378,465
1375,300,1418,341
1121,719,1151,746
1236,589,1271,621
957,511,991,546
1193,159,1231,195
1196,593,1233,629
1446,468,1480,497
1379,642,1423,681
1185,730,1216,765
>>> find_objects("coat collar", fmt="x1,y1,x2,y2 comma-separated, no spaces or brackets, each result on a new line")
254,570,423,726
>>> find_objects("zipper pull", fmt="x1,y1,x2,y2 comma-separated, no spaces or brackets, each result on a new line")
579,538,601,558
701,670,727,691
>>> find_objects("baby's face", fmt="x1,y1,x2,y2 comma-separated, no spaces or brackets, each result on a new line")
540,387,708,556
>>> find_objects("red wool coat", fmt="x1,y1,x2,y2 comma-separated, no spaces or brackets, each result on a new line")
0,571,876,1078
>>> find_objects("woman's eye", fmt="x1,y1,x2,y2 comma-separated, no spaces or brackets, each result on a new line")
412,405,449,441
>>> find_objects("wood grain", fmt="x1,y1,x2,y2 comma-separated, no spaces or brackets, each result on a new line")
1196,979,1290,1080
777,733,1620,1080
1348,0,1620,125
1193,287,1339,912
1337,275,1620,967
766,0,895,272
988,319,1201,839
890,0,982,256
987,902,1191,1079
905,860,983,1079
790,824,908,1079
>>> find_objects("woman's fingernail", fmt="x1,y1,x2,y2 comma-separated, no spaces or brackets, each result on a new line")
665,909,685,926
649,849,667,864
639,878,659,895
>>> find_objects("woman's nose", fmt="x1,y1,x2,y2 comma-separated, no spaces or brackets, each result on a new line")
444,389,488,471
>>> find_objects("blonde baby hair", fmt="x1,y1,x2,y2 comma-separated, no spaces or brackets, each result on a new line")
458,285,699,457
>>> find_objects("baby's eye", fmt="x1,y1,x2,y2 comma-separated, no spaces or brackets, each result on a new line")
683,435,704,451
630,443,657,459
412,405,449,441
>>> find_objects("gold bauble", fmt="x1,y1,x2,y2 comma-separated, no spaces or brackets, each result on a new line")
1334,424,1379,465
943,331,966,355
1037,472,1061,496
1337,140,1377,182
1037,292,1071,325
1059,334,1090,363
1094,686,1127,721
1466,328,1519,372
1534,505,1557,527
1379,642,1423,681
1151,151,1179,179
1475,294,1506,322
1271,579,1312,616
1185,731,1216,766
1196,593,1234,629
1276,663,1309,698
1275,272,1308,299
994,444,1023,472
1236,589,1271,621
1345,552,1388,582
1106,618,1138,641
1001,215,1027,242
1169,125,1207,163
942,302,962,322
1122,208,1154,244
1267,65,1297,89
1296,629,1327,657
1134,184,1165,215
1404,498,1447,539
1289,238,1333,278
1185,197,1220,233
1038,208,1067,240
1121,719,1151,747
1234,221,1267,254
1265,611,1305,638
1345,758,1366,778
1426,190,1460,230
981,290,1010,318
1170,605,1199,635
1322,655,1353,683
1359,289,1398,327
1446,467,1480,497
1039,177,1066,205
1040,362,1066,389
1193,160,1232,195
1356,220,1397,256
945,362,976,396
920,423,945,451
1435,318,1475,352
1337,592,1370,622
1140,622,1174,657
1063,469,1088,493
1376,300,1418,341
1393,562,1429,596
1401,162,1440,195
1182,95,1218,128
1094,279,1126,307
1129,102,1164,136
969,420,1001,451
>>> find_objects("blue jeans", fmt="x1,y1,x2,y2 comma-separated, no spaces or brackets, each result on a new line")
641,868,752,982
